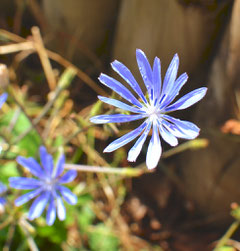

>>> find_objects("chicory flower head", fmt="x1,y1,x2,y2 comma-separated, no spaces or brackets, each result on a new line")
9,146,77,225
0,182,7,206
90,49,207,170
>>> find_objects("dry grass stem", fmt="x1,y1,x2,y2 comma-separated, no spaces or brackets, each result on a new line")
0,28,107,96
0,42,34,54
31,26,56,90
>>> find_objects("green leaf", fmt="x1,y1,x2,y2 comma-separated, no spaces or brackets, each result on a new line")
77,204,95,231
88,224,119,251
0,109,41,157
36,220,67,244
0,161,18,181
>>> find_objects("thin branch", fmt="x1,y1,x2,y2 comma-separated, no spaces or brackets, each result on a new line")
64,163,146,177
13,68,76,144
9,92,46,146
63,125,94,145
31,26,56,90
3,223,16,251
0,216,12,230
0,42,33,54
46,49,107,96
162,138,209,158
0,29,107,96
19,220,39,251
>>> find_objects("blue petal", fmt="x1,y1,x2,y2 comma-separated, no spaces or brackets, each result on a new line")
39,146,54,176
99,74,143,108
0,93,8,109
56,195,66,221
146,121,162,170
90,114,146,124
111,60,147,104
165,87,207,112
17,156,45,178
28,191,50,220
104,120,148,153
159,54,179,103
46,197,56,226
9,177,41,190
59,170,77,184
136,49,153,102
127,119,152,162
152,57,161,103
157,120,178,146
57,185,77,205
98,96,144,114
159,72,188,109
54,154,65,178
0,198,6,205
15,188,42,206
0,182,7,194
162,115,200,139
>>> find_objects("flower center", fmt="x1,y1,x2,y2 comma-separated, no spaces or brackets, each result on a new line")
146,103,160,117
42,178,58,192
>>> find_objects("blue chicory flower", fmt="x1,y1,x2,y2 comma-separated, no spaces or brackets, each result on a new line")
90,49,207,170
0,182,7,206
9,146,77,225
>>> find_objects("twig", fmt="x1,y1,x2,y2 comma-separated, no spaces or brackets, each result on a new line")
3,223,16,251
7,107,21,133
13,68,76,143
0,42,33,54
41,104,61,140
64,163,145,177
0,29,107,96
19,220,39,251
9,91,46,146
63,125,94,146
46,49,107,96
31,26,56,90
0,216,12,230
12,86,60,143
162,138,209,158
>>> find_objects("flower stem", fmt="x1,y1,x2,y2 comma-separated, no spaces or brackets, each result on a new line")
64,163,146,177
214,220,240,250
162,138,208,158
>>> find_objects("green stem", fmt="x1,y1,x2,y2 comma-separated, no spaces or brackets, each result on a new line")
64,163,146,177
214,220,240,249
162,138,208,158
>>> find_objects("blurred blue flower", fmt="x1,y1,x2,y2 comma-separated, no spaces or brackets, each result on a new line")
0,93,8,109
9,146,77,225
0,182,7,206
0,93,8,154
90,49,207,170
0,93,8,153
